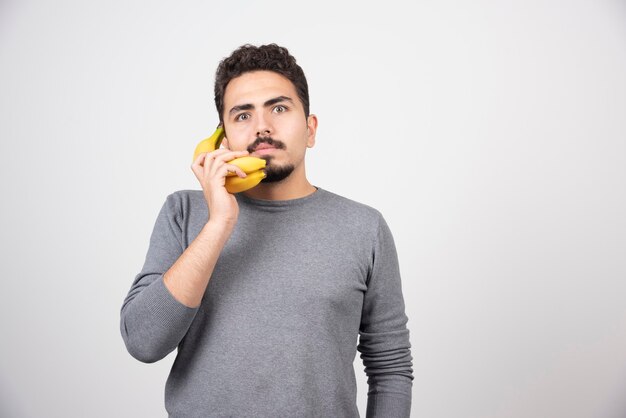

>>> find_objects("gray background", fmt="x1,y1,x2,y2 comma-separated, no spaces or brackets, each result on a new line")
1,0,625,417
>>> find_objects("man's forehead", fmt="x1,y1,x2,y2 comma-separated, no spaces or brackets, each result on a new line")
224,71,297,104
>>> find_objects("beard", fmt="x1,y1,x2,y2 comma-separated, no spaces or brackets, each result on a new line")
248,136,293,183
260,156,294,183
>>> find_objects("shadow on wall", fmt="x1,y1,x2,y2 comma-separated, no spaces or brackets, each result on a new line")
601,372,626,418
0,384,23,418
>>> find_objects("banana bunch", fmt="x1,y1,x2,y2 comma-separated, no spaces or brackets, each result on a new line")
192,125,267,194
223,156,267,193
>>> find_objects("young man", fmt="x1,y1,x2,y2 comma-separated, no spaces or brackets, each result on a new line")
120,43,413,417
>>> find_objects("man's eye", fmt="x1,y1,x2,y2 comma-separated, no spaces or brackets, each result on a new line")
236,113,250,121
273,105,287,113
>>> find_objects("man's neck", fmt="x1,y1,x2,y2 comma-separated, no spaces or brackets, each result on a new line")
241,169,317,201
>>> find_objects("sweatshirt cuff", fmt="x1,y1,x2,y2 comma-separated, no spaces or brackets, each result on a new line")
366,393,412,418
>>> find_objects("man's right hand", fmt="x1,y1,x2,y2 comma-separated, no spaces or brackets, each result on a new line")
191,148,250,227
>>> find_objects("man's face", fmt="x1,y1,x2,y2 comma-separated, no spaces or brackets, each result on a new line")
222,70,317,183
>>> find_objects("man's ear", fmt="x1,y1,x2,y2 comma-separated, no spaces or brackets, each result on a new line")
306,114,318,148
220,120,230,149
220,124,231,150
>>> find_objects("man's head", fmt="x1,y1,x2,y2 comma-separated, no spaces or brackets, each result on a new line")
214,44,317,184
214,43,310,124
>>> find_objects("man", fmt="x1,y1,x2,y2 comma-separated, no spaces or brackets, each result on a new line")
120,43,413,418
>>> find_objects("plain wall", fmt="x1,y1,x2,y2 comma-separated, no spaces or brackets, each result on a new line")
1,0,625,417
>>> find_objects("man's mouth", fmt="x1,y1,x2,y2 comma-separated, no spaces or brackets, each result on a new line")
248,136,286,154
254,143,276,151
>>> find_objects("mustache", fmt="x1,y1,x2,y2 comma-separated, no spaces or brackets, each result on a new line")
247,136,286,153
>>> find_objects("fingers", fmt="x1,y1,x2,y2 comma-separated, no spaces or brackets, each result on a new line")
222,163,247,178
191,152,209,181
190,149,249,182
209,150,249,178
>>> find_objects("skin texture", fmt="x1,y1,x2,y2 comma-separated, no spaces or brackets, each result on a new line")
170,70,318,307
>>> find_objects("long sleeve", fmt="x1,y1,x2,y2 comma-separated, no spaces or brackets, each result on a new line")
357,214,414,418
120,193,200,363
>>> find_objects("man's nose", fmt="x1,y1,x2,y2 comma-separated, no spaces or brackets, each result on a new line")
255,114,272,137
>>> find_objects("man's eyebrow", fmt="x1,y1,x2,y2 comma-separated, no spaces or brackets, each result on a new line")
264,95,293,107
228,96,294,116
228,103,254,116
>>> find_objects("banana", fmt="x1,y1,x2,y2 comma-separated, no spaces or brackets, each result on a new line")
225,156,267,176
192,125,267,194
225,169,267,193
192,125,225,163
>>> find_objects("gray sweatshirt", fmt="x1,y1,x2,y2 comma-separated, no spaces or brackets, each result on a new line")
120,187,413,418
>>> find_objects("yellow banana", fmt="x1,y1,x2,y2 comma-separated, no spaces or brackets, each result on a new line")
192,125,225,163
193,125,267,194
225,169,267,193
225,156,267,177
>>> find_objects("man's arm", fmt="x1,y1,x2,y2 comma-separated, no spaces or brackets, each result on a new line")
120,148,247,363
119,193,234,363
163,219,233,308
357,214,414,418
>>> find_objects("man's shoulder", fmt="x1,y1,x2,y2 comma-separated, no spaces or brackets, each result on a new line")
161,188,386,223
160,189,205,212
318,188,384,223
165,189,203,200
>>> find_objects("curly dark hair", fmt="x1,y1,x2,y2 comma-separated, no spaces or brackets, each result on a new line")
214,43,310,123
